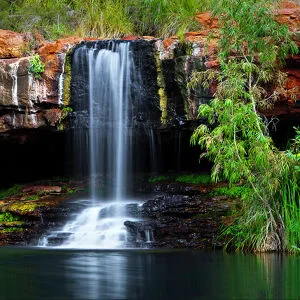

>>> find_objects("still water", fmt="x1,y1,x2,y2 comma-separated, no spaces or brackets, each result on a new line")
0,248,299,300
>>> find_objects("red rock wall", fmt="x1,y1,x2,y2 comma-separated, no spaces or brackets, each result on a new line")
0,0,299,133
0,33,86,132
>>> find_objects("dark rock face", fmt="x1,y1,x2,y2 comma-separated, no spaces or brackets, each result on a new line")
124,183,231,249
70,40,161,127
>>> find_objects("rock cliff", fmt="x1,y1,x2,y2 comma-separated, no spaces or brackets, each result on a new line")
0,1,299,134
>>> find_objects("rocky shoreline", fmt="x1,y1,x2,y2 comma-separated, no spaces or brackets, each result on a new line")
0,178,233,249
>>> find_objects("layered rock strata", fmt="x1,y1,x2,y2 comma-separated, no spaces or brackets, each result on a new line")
1,1,299,133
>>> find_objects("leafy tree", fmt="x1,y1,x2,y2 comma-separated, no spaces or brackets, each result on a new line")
189,0,299,251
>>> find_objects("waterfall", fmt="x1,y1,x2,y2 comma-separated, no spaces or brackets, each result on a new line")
9,61,19,106
58,53,66,106
88,42,132,201
39,41,155,249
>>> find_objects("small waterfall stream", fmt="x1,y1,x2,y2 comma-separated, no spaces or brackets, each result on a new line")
40,41,156,248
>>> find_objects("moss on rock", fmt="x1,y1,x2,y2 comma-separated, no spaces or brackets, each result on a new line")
156,55,168,125
62,54,72,107
4,202,42,215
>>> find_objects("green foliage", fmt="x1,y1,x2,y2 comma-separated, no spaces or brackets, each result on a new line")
61,106,73,115
0,185,22,200
5,0,77,40
0,212,20,223
280,176,300,252
190,0,299,252
66,188,76,195
73,0,134,38
289,126,300,155
148,175,170,183
176,174,211,184
129,0,200,38
28,55,45,79
58,106,73,130
0,0,202,39
211,186,251,199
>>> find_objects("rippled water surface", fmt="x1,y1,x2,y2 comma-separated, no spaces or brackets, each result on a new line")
0,248,299,300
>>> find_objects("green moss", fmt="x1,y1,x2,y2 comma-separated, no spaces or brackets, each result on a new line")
67,188,76,195
24,195,39,201
58,106,73,131
175,174,212,184
148,175,171,183
6,202,41,214
0,185,22,200
0,227,24,233
156,55,168,125
158,88,168,124
63,54,72,107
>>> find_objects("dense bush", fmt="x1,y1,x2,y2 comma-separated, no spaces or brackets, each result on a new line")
190,0,300,252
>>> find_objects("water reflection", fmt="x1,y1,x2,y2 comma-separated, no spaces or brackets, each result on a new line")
0,249,300,300
65,253,127,299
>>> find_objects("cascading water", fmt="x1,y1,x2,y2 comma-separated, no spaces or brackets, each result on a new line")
40,41,157,249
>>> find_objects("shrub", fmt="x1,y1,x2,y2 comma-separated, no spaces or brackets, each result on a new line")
28,54,45,79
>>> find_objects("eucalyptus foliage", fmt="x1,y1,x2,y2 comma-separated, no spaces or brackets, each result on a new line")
189,0,299,252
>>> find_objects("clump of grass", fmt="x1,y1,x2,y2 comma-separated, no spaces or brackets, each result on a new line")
74,0,134,38
130,0,201,38
175,174,212,184
280,174,300,252
0,185,22,200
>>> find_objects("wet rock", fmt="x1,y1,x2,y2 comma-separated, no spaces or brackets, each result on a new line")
0,181,86,246
124,220,156,248
22,185,62,194
124,183,232,249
